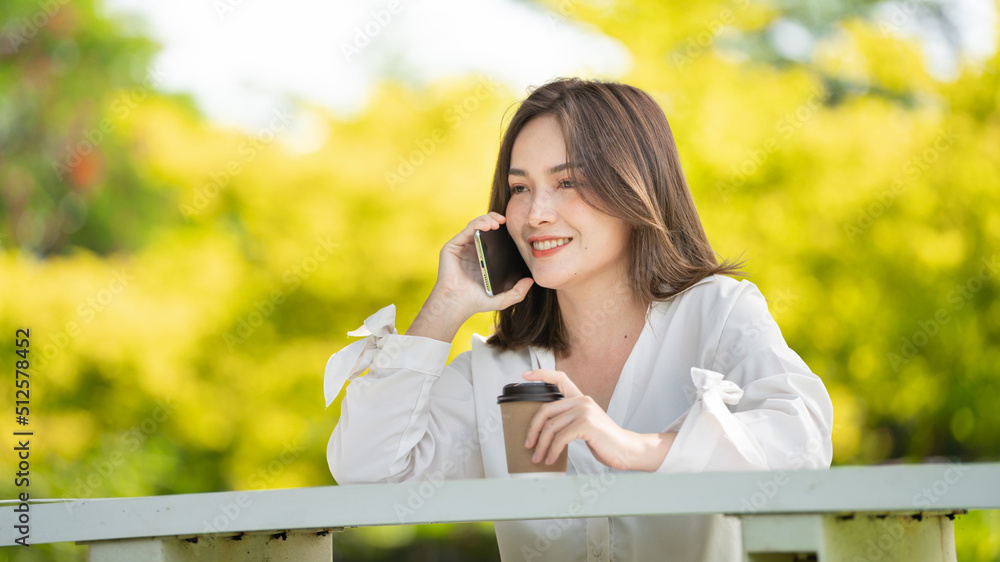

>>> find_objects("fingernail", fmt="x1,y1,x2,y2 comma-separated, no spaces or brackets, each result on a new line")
525,438,531,448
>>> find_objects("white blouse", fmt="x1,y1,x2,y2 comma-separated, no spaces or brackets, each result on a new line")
324,275,834,561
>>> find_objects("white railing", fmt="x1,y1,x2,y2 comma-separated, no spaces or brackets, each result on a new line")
2,463,998,561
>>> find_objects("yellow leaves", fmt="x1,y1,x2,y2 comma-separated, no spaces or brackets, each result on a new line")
40,410,96,460
124,97,225,188
1,251,137,377
812,22,873,88
352,526,418,549
847,346,877,388
843,18,935,94
828,385,863,462
912,228,967,270
950,406,976,442
453,312,498,360
891,358,938,419
861,426,896,463
810,313,844,355
955,511,1000,562
811,18,935,95
873,223,967,272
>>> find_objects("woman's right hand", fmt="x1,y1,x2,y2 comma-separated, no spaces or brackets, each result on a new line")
407,212,534,342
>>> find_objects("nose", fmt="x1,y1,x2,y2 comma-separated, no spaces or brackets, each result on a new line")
527,189,556,227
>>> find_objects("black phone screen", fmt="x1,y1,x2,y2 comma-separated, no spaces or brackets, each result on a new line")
475,224,531,296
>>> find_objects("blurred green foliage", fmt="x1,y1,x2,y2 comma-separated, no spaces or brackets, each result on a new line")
1,0,998,559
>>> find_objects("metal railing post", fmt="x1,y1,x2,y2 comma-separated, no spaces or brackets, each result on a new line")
741,513,959,562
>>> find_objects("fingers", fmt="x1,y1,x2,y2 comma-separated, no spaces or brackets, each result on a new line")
520,374,637,469
526,399,590,465
540,421,583,465
469,212,505,232
447,213,507,248
444,213,506,253
522,369,583,398
491,277,534,309
525,397,576,448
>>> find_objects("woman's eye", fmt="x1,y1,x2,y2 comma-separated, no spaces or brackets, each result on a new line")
509,185,527,194
559,179,575,188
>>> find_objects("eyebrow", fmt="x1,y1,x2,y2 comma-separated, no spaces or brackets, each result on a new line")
508,162,575,177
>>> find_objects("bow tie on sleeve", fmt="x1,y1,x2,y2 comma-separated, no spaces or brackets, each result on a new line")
691,367,743,406
660,366,767,472
323,304,398,407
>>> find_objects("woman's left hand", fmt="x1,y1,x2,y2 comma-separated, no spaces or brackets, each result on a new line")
522,369,675,472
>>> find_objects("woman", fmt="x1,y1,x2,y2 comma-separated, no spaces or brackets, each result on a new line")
324,78,834,561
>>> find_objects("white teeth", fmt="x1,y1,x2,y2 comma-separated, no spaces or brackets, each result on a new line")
532,238,571,251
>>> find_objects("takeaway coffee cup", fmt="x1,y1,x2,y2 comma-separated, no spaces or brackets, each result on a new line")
497,382,568,475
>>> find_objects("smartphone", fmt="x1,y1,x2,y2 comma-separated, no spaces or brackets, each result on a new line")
473,224,531,297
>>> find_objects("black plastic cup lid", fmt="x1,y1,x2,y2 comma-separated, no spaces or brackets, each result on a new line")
497,382,564,404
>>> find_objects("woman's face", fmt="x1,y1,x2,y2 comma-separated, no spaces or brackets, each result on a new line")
505,115,631,294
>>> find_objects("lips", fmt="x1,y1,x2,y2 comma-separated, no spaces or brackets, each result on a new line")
528,236,572,258
531,238,571,251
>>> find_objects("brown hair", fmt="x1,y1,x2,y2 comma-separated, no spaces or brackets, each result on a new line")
486,77,743,354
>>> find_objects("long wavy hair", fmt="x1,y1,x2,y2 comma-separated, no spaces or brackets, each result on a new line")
485,78,743,354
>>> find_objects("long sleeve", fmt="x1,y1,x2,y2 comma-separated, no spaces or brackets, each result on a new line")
657,281,834,473
326,306,485,485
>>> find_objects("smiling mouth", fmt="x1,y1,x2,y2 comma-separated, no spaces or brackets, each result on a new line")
531,238,571,251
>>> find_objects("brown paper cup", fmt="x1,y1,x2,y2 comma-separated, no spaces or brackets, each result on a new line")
500,398,568,475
